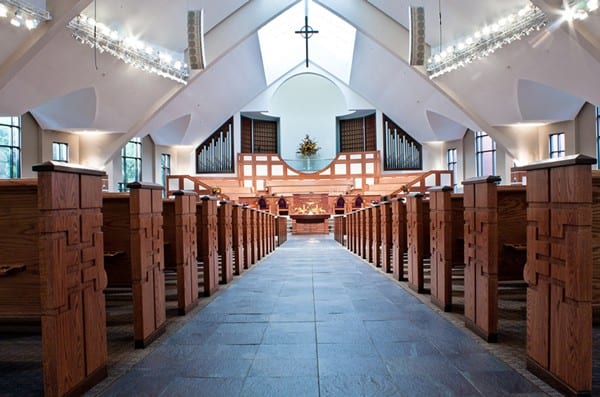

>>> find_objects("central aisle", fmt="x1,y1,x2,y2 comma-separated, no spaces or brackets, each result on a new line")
97,235,545,397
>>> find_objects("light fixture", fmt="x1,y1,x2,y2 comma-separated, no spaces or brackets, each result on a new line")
0,0,51,30
427,0,599,79
427,3,547,79
562,0,600,21
68,14,189,84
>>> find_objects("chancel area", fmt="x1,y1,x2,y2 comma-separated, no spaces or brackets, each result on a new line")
1,0,600,396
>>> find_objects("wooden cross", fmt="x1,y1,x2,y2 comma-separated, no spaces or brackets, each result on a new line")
295,16,319,68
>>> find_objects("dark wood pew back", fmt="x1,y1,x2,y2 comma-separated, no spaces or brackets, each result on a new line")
0,179,40,318
390,198,407,281
217,200,234,284
520,155,595,396
429,186,464,312
163,191,199,314
196,196,218,297
406,193,430,293
102,182,166,348
462,176,526,342
0,162,108,396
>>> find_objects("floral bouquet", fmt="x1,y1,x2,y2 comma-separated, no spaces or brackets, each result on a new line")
297,134,320,157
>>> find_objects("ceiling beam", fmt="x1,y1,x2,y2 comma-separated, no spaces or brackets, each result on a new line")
315,0,517,157
100,0,300,166
0,0,93,91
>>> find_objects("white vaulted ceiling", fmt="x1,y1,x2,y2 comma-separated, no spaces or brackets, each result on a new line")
0,0,599,165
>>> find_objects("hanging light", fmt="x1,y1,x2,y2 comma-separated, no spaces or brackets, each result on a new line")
67,14,189,84
0,0,51,30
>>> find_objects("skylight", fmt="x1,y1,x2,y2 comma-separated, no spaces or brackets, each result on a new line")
258,1,356,85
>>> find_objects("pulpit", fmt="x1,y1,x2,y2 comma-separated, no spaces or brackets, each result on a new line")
290,193,330,234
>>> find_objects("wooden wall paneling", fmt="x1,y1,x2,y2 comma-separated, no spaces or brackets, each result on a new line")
520,155,595,396
391,198,408,281
380,201,393,273
217,201,234,284
462,176,500,342
406,193,430,293
197,196,218,297
428,186,464,312
371,205,382,267
231,204,245,275
34,162,109,396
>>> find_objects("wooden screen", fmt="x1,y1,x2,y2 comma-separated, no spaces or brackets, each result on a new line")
241,116,278,153
383,114,422,170
196,117,234,173
339,114,376,152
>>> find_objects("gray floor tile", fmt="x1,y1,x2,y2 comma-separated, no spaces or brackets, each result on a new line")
158,377,244,397
241,376,319,397
320,374,400,397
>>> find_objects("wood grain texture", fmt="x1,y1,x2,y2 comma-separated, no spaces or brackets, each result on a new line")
406,194,430,293
429,188,464,312
380,202,393,273
36,167,108,397
525,163,593,394
217,201,234,284
197,197,218,298
232,204,245,275
371,205,382,267
391,199,407,281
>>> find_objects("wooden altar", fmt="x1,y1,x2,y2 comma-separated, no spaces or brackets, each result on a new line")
290,194,330,235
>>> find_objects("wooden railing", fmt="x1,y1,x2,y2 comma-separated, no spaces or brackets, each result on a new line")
388,170,454,197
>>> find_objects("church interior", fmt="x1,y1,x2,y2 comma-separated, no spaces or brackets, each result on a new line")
1,0,600,396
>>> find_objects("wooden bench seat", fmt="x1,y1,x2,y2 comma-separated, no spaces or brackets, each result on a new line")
102,182,166,348
462,177,527,342
0,162,108,397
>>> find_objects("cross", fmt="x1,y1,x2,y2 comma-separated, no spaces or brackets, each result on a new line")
295,16,319,68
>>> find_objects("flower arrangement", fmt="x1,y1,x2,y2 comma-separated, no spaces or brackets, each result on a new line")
296,134,320,157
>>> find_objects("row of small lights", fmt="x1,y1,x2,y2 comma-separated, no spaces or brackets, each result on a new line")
67,14,189,84
426,0,599,79
0,0,51,30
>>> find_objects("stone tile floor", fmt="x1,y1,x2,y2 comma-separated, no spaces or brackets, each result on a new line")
1,234,595,396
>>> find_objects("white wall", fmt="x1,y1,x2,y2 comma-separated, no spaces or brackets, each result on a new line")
270,73,347,170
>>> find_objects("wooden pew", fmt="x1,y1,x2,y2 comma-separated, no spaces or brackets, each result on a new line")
462,176,527,342
380,200,393,273
519,155,595,396
196,196,219,297
0,162,108,396
390,198,408,281
242,206,253,268
102,182,166,348
276,215,288,246
250,208,259,264
428,186,464,312
163,191,199,314
406,193,431,293
363,207,373,263
357,209,365,258
231,203,245,275
371,204,382,267
217,200,234,284
333,215,344,245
